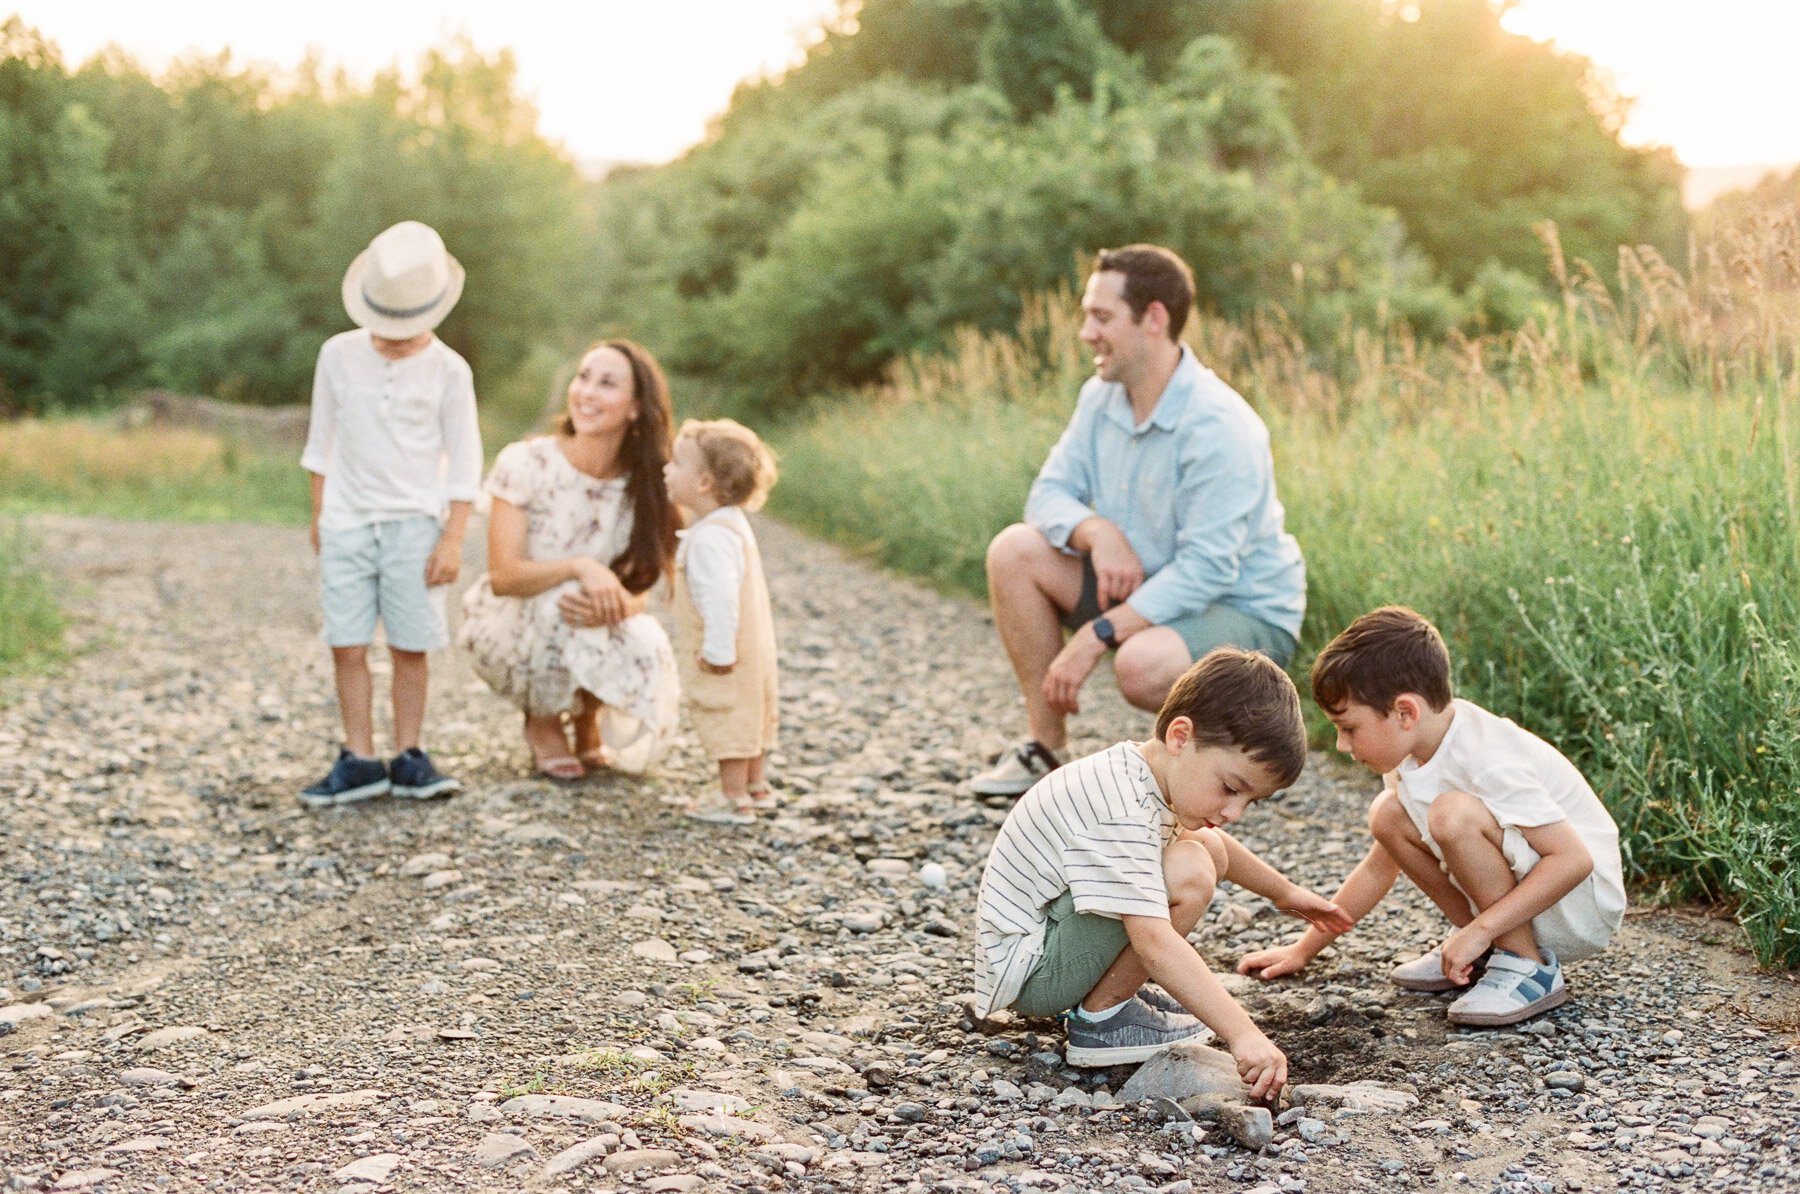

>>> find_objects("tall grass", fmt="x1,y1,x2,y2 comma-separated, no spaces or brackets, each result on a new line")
771,211,1800,967
0,525,64,678
0,419,309,524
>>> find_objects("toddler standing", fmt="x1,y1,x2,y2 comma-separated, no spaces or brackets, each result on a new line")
662,419,781,824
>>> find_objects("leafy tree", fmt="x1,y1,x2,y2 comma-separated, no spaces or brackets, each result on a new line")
0,20,126,407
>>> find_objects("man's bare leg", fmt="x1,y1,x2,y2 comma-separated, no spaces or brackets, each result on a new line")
1113,626,1194,713
985,524,1085,750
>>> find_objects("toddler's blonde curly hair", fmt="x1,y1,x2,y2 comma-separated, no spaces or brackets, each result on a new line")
677,418,779,511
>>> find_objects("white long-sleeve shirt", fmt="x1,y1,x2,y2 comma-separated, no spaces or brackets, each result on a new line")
301,329,483,531
676,506,751,666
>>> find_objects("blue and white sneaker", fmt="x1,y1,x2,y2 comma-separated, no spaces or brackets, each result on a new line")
1446,949,1566,1027
389,747,460,800
300,748,390,807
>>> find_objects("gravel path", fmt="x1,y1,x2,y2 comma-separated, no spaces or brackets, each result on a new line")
2,514,1796,1193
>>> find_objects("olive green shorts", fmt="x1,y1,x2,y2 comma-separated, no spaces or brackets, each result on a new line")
1011,891,1132,1017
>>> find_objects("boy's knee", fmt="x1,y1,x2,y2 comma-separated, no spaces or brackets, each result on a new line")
1368,789,1411,843
331,645,369,667
1426,790,1497,844
1164,835,1221,906
390,648,428,665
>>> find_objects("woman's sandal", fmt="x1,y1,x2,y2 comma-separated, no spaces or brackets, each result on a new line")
684,796,755,826
746,784,779,813
576,747,611,771
536,755,586,781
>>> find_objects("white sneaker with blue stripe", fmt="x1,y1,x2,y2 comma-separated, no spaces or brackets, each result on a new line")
1446,949,1566,1027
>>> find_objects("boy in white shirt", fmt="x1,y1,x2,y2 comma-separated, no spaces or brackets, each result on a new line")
1238,606,1626,1026
299,221,483,806
973,649,1351,1097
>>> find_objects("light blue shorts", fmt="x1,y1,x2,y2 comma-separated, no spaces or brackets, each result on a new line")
319,515,448,652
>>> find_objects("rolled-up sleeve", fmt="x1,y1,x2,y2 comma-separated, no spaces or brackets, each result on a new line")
1024,393,1100,552
441,362,483,503
1125,432,1261,627
300,351,336,476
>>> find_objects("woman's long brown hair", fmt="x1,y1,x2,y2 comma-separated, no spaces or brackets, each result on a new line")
557,339,678,594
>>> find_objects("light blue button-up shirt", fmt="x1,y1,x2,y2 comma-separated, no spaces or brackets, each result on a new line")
1024,346,1305,638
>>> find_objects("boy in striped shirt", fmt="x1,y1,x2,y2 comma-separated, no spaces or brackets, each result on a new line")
973,649,1351,1098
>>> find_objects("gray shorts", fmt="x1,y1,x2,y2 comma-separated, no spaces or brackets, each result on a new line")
1011,891,1132,1017
319,515,448,652
1060,555,1297,667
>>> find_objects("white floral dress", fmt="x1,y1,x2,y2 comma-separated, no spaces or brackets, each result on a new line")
458,436,679,771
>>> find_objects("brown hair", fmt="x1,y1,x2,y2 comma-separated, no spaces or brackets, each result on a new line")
1310,605,1453,715
677,418,779,511
1094,244,1196,341
556,339,678,594
1155,647,1306,787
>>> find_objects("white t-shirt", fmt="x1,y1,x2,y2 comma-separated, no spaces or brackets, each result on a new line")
973,743,1174,1017
676,506,750,667
1392,698,1626,935
301,330,483,531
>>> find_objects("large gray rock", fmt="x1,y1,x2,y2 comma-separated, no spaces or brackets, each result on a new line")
334,1153,402,1184
543,1136,619,1178
1288,1081,1420,1114
1118,1041,1249,1104
473,1133,536,1169
1178,1096,1273,1150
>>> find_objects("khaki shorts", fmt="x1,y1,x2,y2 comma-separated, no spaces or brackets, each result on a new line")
1010,892,1131,1017
1060,555,1296,667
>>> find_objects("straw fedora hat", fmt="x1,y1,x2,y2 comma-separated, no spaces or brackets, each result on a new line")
341,221,465,338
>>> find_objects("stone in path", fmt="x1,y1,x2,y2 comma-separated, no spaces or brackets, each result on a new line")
104,1137,170,1153
0,1002,53,1028
543,1136,619,1178
118,1067,195,1088
679,1113,776,1141
603,1149,682,1174
1288,1081,1420,1114
474,1133,535,1169
1118,1042,1249,1103
138,1026,209,1050
53,1173,120,1191
499,1094,630,1122
334,1153,403,1184
632,938,679,963
241,1089,387,1119
671,1088,751,1115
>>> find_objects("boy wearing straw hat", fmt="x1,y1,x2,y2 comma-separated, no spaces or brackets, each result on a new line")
299,220,482,806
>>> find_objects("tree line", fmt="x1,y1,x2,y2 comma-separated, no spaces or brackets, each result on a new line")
2,1,1687,417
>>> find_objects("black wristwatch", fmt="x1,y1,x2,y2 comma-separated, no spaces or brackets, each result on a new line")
1091,615,1120,650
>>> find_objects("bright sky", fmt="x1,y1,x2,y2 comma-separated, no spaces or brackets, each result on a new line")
9,0,1798,173
1502,0,1799,170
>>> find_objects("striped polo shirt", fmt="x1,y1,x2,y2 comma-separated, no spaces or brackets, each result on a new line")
973,742,1174,1017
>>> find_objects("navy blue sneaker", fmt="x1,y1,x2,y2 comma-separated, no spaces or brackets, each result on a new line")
389,747,460,800
300,748,390,807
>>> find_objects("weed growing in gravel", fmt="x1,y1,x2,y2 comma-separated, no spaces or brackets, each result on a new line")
565,1048,696,1095
0,524,63,678
770,215,1800,967
496,1072,554,1100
